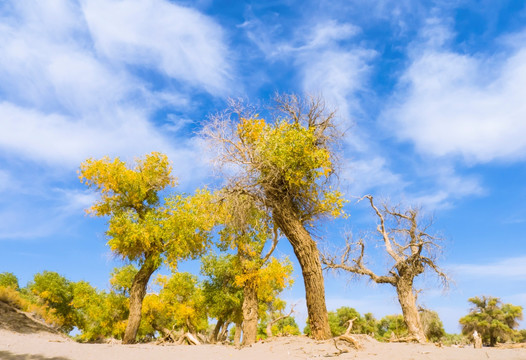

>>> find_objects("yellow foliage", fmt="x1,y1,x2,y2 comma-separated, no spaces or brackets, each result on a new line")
79,153,214,266
0,286,63,328
234,116,345,222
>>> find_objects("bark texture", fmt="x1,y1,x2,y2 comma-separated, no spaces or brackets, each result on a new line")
210,319,224,343
241,280,259,346
396,278,426,343
234,322,242,347
272,202,331,340
122,257,158,344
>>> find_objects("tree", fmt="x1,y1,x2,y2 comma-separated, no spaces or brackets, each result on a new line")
71,281,129,342
420,308,445,342
0,272,19,290
80,152,213,343
202,94,345,339
322,196,448,343
201,254,243,343
377,314,408,340
27,271,77,332
214,192,293,345
459,296,523,346
268,315,301,337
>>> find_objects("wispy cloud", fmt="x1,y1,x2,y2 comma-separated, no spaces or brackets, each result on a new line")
81,0,233,96
385,20,526,164
407,165,484,209
0,0,232,172
0,0,235,241
450,255,526,280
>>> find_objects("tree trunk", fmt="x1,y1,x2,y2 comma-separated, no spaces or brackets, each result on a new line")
219,320,231,342
210,319,224,343
266,322,273,338
122,256,158,344
242,279,258,345
271,202,331,340
234,322,242,347
395,278,426,343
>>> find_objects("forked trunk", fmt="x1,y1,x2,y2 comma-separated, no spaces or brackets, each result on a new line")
272,202,331,340
219,320,231,342
122,256,158,344
210,318,224,343
241,279,258,345
396,278,426,343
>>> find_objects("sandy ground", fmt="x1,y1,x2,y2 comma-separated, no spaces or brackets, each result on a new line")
2,330,526,360
1,301,526,360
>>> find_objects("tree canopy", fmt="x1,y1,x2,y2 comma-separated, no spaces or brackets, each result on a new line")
79,152,214,343
460,296,523,346
202,94,345,339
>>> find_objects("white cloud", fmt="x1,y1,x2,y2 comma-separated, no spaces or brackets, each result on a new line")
408,165,484,209
450,255,526,280
386,25,526,163
0,102,174,167
341,157,405,197
0,0,228,187
300,48,375,120
81,0,233,96
0,169,14,193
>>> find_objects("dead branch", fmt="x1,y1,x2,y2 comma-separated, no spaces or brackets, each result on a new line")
321,238,397,285
266,303,297,338
344,317,357,336
260,224,279,264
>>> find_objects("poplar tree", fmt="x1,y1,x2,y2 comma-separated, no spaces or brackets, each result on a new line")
202,94,344,339
80,152,213,343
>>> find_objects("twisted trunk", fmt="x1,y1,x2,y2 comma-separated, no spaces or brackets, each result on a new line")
271,201,331,340
241,279,258,345
122,256,158,344
396,277,426,343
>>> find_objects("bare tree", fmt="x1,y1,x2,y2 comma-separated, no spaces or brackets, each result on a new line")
201,94,343,339
322,195,448,343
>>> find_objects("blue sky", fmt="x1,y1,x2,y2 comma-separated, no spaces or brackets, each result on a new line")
1,0,526,334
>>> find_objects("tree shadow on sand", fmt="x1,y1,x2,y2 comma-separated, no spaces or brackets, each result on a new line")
0,351,72,360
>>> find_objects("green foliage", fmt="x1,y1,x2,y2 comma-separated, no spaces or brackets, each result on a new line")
459,296,523,346
377,314,408,340
441,333,470,346
201,254,243,326
110,265,137,296
71,281,128,342
328,307,360,336
514,329,526,343
0,272,19,290
420,309,446,342
27,271,78,332
271,316,301,336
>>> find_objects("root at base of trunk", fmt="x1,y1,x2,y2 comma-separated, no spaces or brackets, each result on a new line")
156,329,202,345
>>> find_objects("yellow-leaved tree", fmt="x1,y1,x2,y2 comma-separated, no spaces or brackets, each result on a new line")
216,192,293,345
202,95,345,339
79,152,213,344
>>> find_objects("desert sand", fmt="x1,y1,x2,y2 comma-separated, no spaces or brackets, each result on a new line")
1,301,526,360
